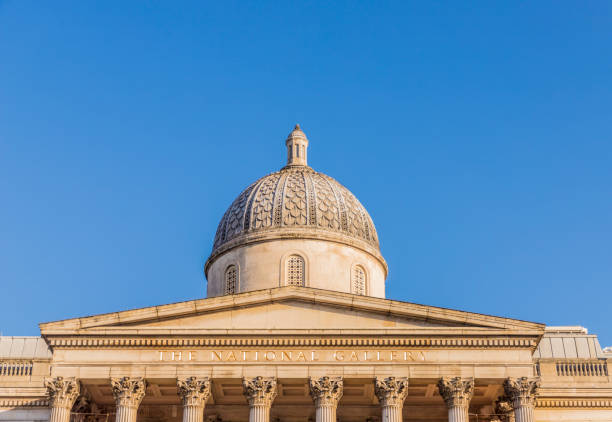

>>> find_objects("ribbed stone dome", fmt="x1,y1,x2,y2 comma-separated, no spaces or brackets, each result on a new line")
212,166,379,251
208,125,381,264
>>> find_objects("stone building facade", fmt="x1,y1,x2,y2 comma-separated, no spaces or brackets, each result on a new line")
1,126,611,422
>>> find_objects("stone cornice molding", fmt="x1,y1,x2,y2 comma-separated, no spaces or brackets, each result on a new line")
537,387,612,396
205,227,388,276
536,398,612,408
503,377,540,409
0,398,49,407
374,377,409,407
177,377,211,407
242,376,277,407
39,287,545,334
44,376,80,409
309,376,343,407
42,335,539,349
110,377,146,409
437,377,474,408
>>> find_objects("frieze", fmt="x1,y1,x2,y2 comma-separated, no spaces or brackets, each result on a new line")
156,349,426,363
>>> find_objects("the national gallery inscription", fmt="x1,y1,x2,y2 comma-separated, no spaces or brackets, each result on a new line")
158,350,426,363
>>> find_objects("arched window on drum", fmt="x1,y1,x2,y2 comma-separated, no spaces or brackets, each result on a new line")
352,265,366,295
225,265,237,295
286,255,305,286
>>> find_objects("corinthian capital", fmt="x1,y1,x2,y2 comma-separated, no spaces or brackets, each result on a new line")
111,377,147,408
309,376,343,407
45,377,80,409
177,377,211,407
437,377,474,408
374,377,409,407
503,377,540,409
242,376,277,407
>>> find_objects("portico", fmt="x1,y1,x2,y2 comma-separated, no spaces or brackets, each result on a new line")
39,287,543,422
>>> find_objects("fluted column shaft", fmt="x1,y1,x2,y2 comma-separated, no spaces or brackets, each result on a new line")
437,377,474,422
315,403,336,422
49,405,71,422
111,377,147,422
447,406,468,422
182,405,204,422
115,403,138,422
309,377,343,422
45,377,80,422
503,377,540,422
381,404,402,422
374,377,409,422
178,377,211,422
249,403,271,422
243,377,277,422
512,405,534,422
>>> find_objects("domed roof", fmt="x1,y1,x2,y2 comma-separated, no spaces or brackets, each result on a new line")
208,125,382,265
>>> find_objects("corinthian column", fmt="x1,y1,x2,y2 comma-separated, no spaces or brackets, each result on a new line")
111,377,147,422
177,377,211,422
374,377,409,422
242,377,277,422
45,377,80,422
437,377,474,422
309,377,343,422
503,377,540,422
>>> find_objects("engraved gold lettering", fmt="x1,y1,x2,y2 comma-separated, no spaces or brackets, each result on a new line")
226,351,237,361
334,351,344,361
212,351,223,361
281,351,292,361
311,351,319,361
350,351,359,361
296,351,306,361
265,351,276,361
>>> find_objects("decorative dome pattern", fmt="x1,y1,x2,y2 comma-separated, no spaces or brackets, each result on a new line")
212,166,379,253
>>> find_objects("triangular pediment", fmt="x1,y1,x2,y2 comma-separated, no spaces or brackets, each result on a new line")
39,287,544,337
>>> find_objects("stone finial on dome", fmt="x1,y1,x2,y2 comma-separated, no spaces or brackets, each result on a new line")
285,124,309,166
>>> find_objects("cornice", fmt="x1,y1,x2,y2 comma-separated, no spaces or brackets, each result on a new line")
43,335,539,349
205,227,388,277
537,398,612,408
0,398,49,408
538,388,612,397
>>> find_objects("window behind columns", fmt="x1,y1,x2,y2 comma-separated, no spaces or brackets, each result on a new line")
286,255,305,286
225,265,237,294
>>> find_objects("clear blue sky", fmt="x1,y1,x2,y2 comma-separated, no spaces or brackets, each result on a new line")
1,2,611,346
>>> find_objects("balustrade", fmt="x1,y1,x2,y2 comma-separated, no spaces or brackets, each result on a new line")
0,360,33,376
555,360,608,376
